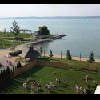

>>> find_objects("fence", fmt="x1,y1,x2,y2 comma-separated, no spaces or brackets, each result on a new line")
14,59,38,77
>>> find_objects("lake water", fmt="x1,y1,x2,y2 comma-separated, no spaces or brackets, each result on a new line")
0,18,100,58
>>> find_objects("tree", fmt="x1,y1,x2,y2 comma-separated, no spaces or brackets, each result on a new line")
66,50,72,60
38,26,50,35
10,21,20,39
49,50,53,58
89,51,95,63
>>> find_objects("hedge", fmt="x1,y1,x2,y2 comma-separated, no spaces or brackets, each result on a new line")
9,50,22,57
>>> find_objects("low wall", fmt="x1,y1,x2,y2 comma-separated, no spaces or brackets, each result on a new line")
14,59,68,77
14,59,38,77
37,60,68,69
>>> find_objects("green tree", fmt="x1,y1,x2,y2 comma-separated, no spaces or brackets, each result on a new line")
89,51,95,63
10,21,20,39
38,26,50,35
66,50,72,60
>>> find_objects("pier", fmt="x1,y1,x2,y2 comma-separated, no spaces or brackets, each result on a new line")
26,34,66,46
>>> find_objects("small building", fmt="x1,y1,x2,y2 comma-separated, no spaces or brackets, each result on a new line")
19,29,32,33
25,46,40,61
32,31,42,40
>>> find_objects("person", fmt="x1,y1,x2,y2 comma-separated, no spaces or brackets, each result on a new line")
31,85,34,94
75,84,79,94
48,84,51,92
45,84,48,90
37,87,42,94
23,82,27,89
9,61,12,66
83,88,87,94
56,78,59,84
50,82,55,88
79,87,83,94
58,78,61,84
85,75,89,83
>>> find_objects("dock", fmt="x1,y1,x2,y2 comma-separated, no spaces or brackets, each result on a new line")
26,34,66,46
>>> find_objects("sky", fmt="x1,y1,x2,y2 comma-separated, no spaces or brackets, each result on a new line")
0,4,100,17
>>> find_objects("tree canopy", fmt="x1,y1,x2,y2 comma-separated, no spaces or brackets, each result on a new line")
38,26,50,35
10,21,20,38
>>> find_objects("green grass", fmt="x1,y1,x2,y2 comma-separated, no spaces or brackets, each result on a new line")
0,32,31,38
0,39,14,48
0,32,31,49
0,39,24,49
4,62,100,94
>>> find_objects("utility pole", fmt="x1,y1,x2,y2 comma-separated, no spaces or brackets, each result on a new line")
61,50,62,59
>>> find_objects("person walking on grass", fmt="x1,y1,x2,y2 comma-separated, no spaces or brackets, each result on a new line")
85,75,89,83
31,85,34,94
75,84,79,94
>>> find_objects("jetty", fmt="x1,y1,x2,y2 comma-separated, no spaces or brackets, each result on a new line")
26,39,53,46
26,34,66,46
52,34,66,39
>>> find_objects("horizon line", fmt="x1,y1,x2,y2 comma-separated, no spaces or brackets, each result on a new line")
0,16,100,19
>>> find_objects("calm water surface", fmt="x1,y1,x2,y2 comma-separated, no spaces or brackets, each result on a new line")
0,18,100,58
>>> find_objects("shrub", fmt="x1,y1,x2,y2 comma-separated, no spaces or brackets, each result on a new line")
88,51,95,63
17,50,22,54
9,50,22,57
66,50,72,60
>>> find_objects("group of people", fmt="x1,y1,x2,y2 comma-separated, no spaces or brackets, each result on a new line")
46,77,64,92
75,75,90,94
23,78,42,94
45,82,55,92
6,60,13,66
75,84,87,94
23,77,64,94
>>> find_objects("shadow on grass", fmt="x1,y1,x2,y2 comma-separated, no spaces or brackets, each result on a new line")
50,90,58,94
4,66,44,93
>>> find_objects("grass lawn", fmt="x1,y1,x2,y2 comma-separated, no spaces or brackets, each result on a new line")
0,39,15,48
0,39,23,49
4,59,100,94
0,32,31,38
0,32,31,49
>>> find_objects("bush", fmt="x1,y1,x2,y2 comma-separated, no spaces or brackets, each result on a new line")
9,50,22,57
17,50,22,54
66,50,72,60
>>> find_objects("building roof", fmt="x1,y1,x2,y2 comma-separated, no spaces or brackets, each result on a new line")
25,47,40,59
94,85,100,94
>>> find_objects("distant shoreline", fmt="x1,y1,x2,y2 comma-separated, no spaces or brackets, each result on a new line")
0,16,100,19
43,54,100,63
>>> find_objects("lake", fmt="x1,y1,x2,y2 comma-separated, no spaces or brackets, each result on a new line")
0,18,100,58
